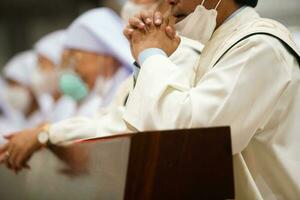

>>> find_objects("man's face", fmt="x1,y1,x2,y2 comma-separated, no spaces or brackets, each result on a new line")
167,0,218,23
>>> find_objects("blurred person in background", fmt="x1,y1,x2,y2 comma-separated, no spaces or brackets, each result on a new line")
0,51,40,138
32,30,78,123
33,30,66,100
0,77,24,145
58,7,133,116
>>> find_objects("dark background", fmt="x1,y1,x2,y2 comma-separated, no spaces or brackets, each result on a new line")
0,0,124,66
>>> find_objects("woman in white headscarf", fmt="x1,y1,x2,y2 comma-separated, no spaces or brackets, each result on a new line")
32,30,78,123
58,8,134,110
0,77,25,144
0,51,41,135
33,30,66,98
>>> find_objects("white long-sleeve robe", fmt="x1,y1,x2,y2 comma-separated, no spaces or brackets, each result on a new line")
124,7,300,200
47,37,203,145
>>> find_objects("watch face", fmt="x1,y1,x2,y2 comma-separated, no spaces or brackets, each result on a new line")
38,132,49,144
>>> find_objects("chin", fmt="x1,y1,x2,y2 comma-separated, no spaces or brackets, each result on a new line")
175,16,187,24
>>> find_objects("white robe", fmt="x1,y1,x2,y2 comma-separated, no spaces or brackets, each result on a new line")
47,37,203,145
124,7,300,200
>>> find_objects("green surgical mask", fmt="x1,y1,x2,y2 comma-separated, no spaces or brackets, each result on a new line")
59,73,89,101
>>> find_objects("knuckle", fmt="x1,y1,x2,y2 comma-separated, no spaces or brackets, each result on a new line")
129,18,137,24
155,11,161,17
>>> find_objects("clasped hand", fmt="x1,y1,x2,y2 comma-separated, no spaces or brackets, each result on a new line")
123,10,181,62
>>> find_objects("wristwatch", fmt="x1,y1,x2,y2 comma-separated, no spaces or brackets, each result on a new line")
37,124,50,146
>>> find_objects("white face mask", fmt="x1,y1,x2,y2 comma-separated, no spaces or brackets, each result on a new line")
175,0,222,45
121,1,155,22
31,68,58,96
4,86,32,114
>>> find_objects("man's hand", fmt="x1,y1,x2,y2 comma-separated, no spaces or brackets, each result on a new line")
124,11,181,61
124,10,165,40
0,128,43,172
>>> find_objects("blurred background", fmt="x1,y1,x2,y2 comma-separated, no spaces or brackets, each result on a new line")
0,0,299,68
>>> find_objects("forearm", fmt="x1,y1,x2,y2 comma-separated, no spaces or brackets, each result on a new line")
48,117,99,146
48,108,130,146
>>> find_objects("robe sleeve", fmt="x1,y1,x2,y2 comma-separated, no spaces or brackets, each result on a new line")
48,106,130,145
124,35,293,153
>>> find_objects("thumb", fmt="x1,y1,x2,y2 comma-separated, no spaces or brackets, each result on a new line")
123,26,134,41
165,25,177,40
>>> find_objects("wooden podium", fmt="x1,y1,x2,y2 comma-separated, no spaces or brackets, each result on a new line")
0,127,234,200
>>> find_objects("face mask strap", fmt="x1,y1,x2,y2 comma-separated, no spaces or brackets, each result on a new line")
215,0,222,10
201,0,221,9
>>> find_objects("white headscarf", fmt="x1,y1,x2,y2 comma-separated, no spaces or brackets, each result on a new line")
64,8,134,72
3,50,37,86
34,30,66,66
0,63,30,134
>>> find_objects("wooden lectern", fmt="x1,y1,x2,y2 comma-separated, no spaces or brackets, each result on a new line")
0,127,234,200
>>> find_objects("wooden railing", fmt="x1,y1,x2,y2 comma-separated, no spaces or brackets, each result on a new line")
0,127,234,200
